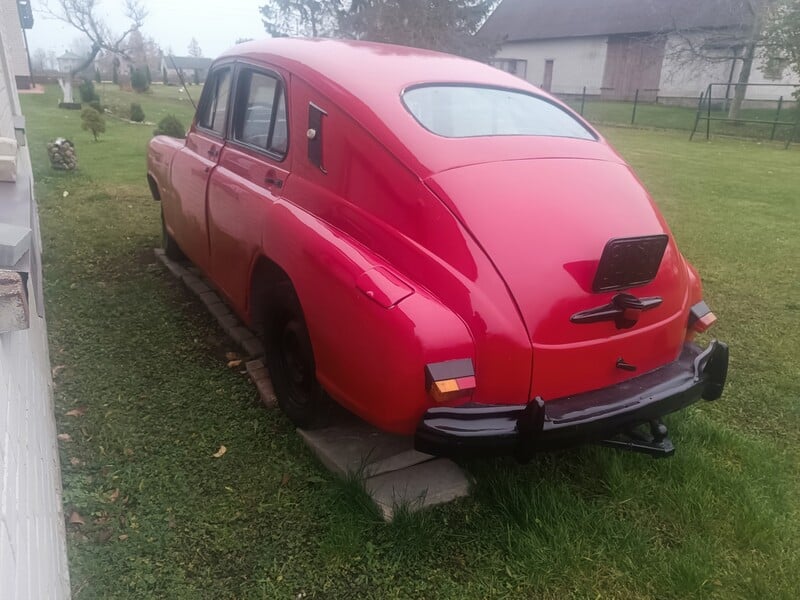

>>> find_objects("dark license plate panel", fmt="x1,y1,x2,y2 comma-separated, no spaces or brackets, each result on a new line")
592,235,669,292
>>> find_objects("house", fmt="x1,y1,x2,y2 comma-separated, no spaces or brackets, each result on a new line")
0,0,33,89
480,0,799,104
1,16,71,600
161,55,214,85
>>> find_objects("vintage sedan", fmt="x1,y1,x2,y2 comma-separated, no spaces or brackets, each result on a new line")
147,38,728,460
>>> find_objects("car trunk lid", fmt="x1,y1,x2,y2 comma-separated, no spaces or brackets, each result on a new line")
426,157,689,400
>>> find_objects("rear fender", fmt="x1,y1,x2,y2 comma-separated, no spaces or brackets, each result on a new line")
147,135,184,216
258,201,475,434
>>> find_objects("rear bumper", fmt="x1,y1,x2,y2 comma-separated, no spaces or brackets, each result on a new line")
415,340,729,459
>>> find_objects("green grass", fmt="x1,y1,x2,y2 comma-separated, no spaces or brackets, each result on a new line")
562,98,800,142
21,85,800,599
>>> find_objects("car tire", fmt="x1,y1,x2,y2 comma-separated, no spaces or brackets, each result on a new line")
161,210,186,261
263,285,330,430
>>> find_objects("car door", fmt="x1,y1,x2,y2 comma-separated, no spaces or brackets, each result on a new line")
168,64,233,272
207,64,292,315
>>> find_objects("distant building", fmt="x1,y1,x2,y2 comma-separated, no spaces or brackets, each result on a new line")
161,55,213,85
0,0,33,89
480,0,799,104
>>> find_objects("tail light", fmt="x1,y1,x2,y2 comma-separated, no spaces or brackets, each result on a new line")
425,359,476,403
687,301,717,340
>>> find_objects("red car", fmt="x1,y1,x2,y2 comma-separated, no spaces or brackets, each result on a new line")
147,38,728,460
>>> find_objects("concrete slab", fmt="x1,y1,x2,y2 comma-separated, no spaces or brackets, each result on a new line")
298,411,433,479
216,314,240,331
228,325,256,345
299,410,471,520
198,290,220,307
246,359,277,408
365,459,471,521
185,277,212,295
241,337,265,358
207,302,231,319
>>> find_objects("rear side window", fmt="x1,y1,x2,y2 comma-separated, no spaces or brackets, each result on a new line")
232,69,289,157
402,85,595,140
198,67,232,136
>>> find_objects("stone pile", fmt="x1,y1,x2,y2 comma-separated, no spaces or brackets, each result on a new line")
47,138,77,171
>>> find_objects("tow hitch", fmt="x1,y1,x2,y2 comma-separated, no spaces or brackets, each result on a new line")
598,419,675,458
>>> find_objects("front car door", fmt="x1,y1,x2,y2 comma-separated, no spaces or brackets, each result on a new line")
168,64,233,271
207,64,292,315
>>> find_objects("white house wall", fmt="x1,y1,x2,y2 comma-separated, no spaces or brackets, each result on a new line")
747,54,800,101
659,32,735,100
0,0,31,80
0,21,71,600
494,37,609,94
659,31,799,102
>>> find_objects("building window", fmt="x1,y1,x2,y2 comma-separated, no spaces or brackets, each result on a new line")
489,58,528,79
763,56,789,81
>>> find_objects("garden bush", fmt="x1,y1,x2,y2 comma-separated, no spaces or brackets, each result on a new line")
81,107,106,141
79,80,99,103
130,102,145,123
153,114,185,138
131,68,149,93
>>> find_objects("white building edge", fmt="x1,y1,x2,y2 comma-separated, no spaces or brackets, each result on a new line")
0,7,71,600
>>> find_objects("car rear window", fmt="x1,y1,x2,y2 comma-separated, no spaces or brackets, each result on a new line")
402,85,596,140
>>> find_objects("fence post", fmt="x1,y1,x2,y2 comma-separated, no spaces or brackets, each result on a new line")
706,84,713,140
770,96,784,141
631,89,640,125
786,118,799,150
580,86,586,116
689,91,705,141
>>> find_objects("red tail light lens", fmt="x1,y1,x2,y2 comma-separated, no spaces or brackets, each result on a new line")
688,301,717,336
425,359,476,403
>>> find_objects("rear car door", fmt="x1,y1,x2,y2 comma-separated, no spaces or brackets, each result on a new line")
168,64,233,272
207,64,292,315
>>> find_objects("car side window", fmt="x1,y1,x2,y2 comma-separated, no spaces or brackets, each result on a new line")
198,67,232,136
232,69,289,158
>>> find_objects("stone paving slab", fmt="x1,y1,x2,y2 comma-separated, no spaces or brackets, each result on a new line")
298,413,434,480
246,360,277,408
365,458,471,521
155,248,470,519
298,409,471,521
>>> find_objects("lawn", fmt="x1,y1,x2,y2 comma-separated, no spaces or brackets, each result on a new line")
21,85,800,599
561,97,800,142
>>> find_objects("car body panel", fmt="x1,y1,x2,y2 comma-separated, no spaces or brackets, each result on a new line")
427,158,689,399
146,38,725,444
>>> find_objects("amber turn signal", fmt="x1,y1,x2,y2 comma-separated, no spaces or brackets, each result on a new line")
689,301,717,334
425,359,476,403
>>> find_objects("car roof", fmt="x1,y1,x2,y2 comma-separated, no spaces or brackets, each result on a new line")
218,38,612,176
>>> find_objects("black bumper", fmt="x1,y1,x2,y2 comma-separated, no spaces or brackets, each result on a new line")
415,341,729,459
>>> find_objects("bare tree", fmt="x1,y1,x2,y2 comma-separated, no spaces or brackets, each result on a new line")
44,0,147,102
31,48,48,73
259,0,499,60
188,38,203,57
260,0,342,38
44,0,147,74
661,0,777,118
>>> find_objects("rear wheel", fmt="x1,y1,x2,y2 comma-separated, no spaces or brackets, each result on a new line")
263,286,330,429
161,210,186,261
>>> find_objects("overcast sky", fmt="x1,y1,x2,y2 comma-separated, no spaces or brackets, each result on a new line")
28,1,269,58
